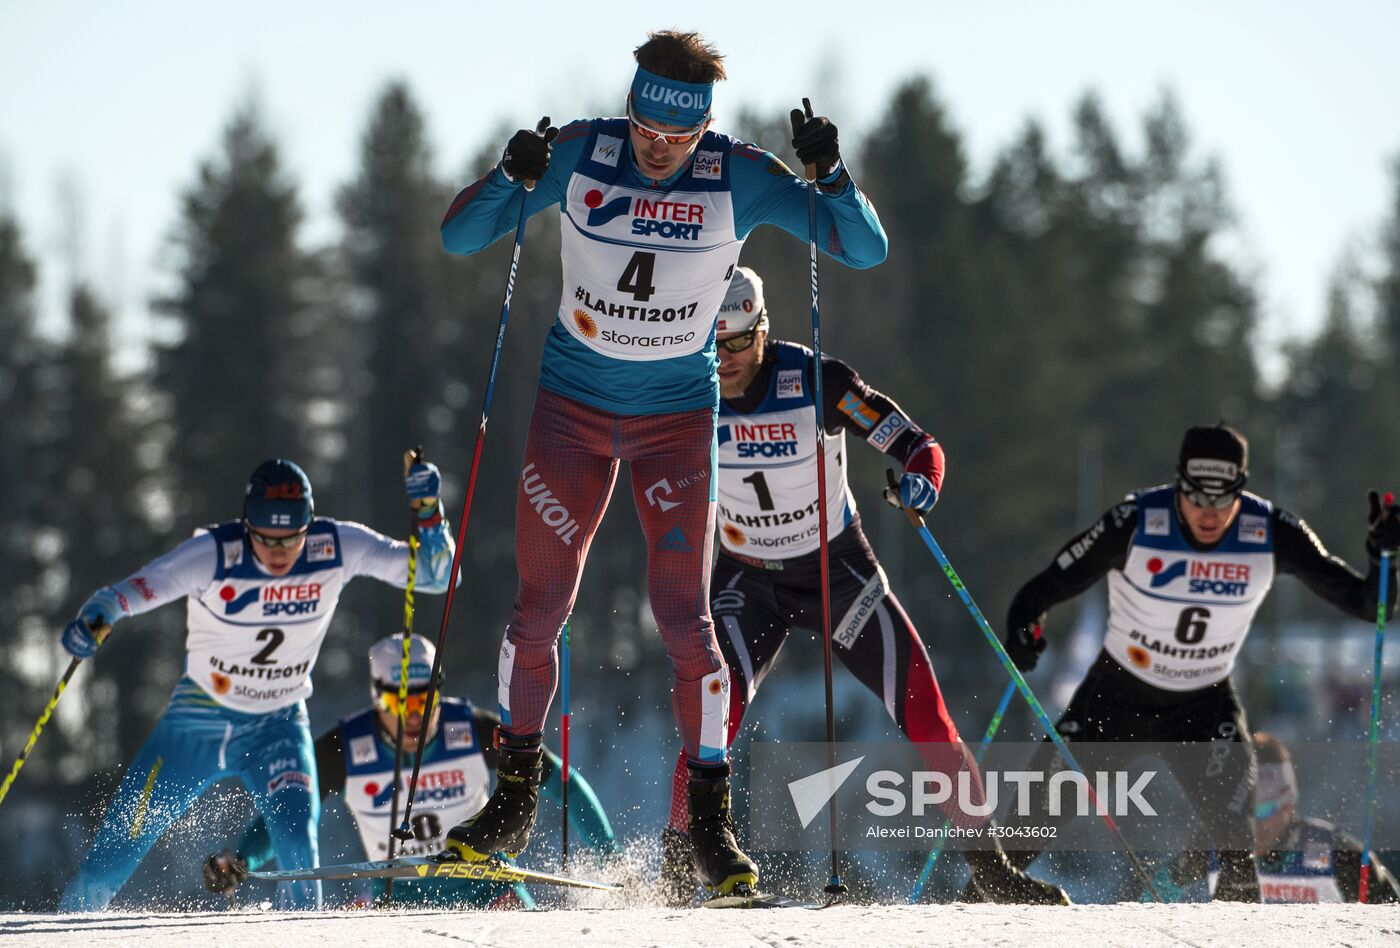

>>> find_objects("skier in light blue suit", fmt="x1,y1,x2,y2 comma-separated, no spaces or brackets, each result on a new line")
438,30,886,898
58,458,455,911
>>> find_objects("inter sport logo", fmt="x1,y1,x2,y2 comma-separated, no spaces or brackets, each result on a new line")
220,586,261,615
582,189,706,240
1147,558,1188,588
584,190,632,227
1147,557,1251,595
220,583,324,616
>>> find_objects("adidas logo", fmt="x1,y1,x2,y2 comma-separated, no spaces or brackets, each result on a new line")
656,526,692,552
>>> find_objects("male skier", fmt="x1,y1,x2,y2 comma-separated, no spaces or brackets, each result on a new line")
59,457,454,910
438,30,886,897
656,266,1068,904
1142,732,1400,903
994,424,1398,901
202,633,618,908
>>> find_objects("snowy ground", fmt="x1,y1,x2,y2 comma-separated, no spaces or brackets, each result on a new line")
4,904,1399,947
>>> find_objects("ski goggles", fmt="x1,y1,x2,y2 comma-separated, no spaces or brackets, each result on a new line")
626,98,707,145
718,328,762,353
376,687,435,717
1255,799,1286,820
1175,479,1242,510
244,522,311,549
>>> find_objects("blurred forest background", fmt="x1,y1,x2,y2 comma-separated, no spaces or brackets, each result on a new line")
2,76,1399,907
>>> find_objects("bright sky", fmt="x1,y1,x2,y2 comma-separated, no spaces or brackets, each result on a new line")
3,2,1398,382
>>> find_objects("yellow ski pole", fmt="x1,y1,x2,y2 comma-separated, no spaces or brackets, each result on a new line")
0,620,109,806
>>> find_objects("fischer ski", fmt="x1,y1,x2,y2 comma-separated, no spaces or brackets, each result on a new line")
249,854,621,892
701,886,830,910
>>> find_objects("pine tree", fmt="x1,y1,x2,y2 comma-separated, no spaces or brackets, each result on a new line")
1278,254,1394,599
153,99,317,527
51,284,169,765
333,81,468,643
1373,149,1400,479
0,214,61,770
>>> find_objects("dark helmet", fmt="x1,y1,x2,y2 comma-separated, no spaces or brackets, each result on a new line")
244,459,314,529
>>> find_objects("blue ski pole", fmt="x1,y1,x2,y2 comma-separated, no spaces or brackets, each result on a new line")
1360,492,1393,903
908,678,1016,902
883,470,1160,901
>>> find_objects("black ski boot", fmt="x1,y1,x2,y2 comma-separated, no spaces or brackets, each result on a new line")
1212,850,1261,902
687,763,759,896
957,877,986,903
659,827,698,906
964,844,1071,905
444,737,543,861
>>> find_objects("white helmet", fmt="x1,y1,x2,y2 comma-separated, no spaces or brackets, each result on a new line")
368,633,436,692
716,266,768,335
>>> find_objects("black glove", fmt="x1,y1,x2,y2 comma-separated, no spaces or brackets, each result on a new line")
788,109,842,182
1367,489,1400,558
1005,623,1046,673
202,849,249,895
501,119,559,184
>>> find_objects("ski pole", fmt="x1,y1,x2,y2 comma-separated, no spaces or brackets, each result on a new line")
794,96,845,899
396,117,551,841
1360,492,1393,903
0,621,108,807
907,678,1016,903
386,447,425,902
561,620,571,872
883,470,1160,901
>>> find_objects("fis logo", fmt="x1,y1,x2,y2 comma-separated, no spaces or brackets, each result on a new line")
591,134,622,167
